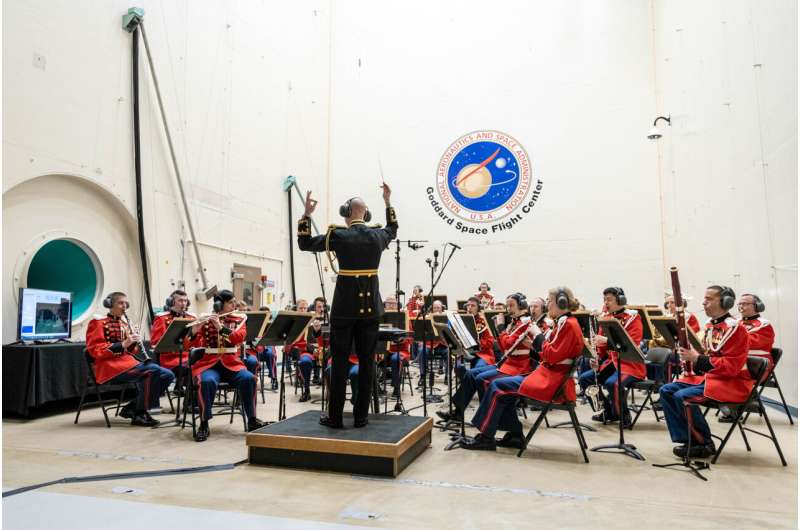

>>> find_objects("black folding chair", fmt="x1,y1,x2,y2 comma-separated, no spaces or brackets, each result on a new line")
685,356,786,466
517,359,589,463
74,350,137,428
628,347,672,429
182,348,247,440
743,348,793,425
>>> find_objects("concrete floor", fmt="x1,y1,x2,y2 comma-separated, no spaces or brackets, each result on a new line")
3,369,797,529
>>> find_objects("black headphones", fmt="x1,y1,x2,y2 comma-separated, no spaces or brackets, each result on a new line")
339,198,372,223
213,289,235,312
606,287,627,306
102,292,129,310
507,292,528,310
165,290,191,311
749,294,765,313
719,286,736,311
554,287,570,310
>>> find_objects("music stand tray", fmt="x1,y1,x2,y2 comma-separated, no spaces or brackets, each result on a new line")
411,317,437,341
153,318,194,353
244,311,271,344
457,314,478,343
591,318,647,461
649,316,705,353
482,310,502,337
256,311,314,347
456,300,468,312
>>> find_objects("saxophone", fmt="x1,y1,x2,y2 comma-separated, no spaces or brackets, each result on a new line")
584,312,603,411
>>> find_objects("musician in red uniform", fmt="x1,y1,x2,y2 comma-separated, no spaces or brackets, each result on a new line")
86,292,175,427
665,294,700,333
406,285,424,315
737,293,775,364
151,290,195,381
589,287,644,426
417,299,449,388
463,287,583,450
189,290,264,441
436,293,538,423
659,286,753,458
474,282,495,309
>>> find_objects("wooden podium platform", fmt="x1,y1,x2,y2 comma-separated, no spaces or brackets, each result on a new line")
246,410,433,477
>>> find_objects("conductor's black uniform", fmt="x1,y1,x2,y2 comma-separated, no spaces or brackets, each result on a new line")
297,207,398,426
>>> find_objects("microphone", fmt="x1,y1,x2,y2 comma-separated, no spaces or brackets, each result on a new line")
433,250,439,268
448,242,462,250
408,242,424,250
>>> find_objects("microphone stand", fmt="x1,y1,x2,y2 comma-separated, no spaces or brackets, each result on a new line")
311,252,331,410
408,244,459,416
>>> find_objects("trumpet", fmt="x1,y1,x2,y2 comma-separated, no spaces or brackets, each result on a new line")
185,310,247,327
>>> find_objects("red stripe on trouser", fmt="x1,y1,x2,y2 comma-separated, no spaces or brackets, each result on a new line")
684,403,704,444
271,356,277,377
480,390,517,433
196,376,206,420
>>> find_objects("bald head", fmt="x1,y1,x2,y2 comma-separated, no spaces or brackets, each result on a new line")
347,197,368,225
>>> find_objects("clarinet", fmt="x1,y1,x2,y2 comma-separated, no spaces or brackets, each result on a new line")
123,311,152,363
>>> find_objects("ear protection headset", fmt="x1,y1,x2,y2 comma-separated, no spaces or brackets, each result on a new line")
102,292,129,310
718,286,736,311
213,290,235,313
507,292,528,310
606,287,627,306
339,198,372,223
165,290,191,311
553,287,570,311
748,294,765,313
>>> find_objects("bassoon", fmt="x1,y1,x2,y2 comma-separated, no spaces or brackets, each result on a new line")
669,266,693,375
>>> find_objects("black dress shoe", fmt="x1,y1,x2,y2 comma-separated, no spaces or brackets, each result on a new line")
354,417,368,428
319,415,344,429
718,414,735,423
591,411,608,423
462,433,497,451
271,379,278,390
674,442,716,459
247,418,266,432
496,431,525,449
131,412,160,427
195,421,210,442
299,390,311,402
119,401,136,419
436,410,463,422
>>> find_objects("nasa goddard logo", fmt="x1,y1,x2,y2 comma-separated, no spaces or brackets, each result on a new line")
427,130,543,235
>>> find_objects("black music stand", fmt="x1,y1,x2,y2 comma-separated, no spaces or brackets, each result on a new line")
627,306,655,343
456,300,468,312
432,324,470,446
381,311,409,414
590,319,646,461
458,314,478,343
483,310,503,338
257,311,314,421
407,317,442,412
153,318,194,426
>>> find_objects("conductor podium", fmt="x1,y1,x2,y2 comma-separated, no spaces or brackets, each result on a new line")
246,410,433,477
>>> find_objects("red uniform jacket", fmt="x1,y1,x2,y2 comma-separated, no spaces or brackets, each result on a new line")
497,315,536,376
597,309,645,379
151,311,195,369
388,312,413,362
740,315,775,364
679,315,753,402
86,314,141,384
474,291,495,309
473,314,496,364
519,314,584,403
190,314,248,377
687,313,700,334
406,296,424,315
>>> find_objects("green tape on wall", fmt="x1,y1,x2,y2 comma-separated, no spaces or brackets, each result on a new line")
27,239,98,319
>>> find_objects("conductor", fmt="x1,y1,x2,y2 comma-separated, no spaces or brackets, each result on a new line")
298,183,397,428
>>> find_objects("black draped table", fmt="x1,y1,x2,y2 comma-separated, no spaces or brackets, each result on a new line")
2,342,88,417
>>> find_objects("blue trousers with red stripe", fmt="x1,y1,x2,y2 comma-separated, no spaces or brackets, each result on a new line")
244,354,258,375
197,362,257,421
601,372,640,418
455,356,488,381
258,347,278,379
470,375,525,438
389,353,408,389
659,382,711,445
110,362,174,413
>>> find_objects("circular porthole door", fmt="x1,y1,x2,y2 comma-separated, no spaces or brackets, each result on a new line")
26,239,102,321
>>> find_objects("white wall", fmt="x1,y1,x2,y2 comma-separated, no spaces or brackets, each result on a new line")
3,1,796,402
652,0,798,403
